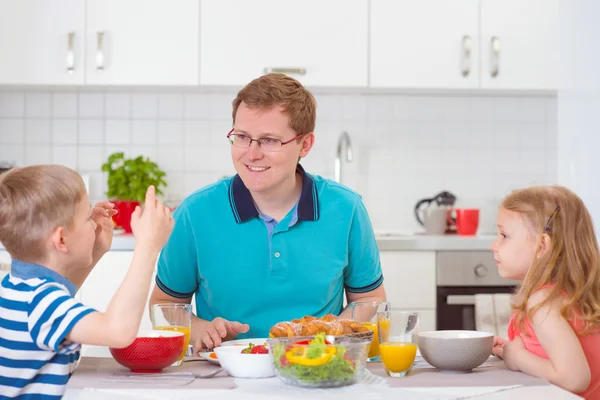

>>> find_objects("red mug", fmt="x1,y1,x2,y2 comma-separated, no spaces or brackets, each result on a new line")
447,208,480,236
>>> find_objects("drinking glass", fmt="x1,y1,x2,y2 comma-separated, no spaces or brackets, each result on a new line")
378,311,419,377
151,303,192,366
349,301,391,362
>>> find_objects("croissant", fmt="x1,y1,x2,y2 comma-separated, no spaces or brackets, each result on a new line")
270,314,371,337
269,321,302,337
326,320,344,336
339,319,355,335
321,314,338,322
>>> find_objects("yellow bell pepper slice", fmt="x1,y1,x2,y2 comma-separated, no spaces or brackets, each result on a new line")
285,345,337,367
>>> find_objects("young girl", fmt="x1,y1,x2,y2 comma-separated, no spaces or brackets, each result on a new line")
490,186,600,399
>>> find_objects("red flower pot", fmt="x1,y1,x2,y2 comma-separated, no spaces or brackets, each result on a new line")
111,200,140,233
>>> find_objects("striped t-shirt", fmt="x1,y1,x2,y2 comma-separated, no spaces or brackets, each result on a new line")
0,259,95,399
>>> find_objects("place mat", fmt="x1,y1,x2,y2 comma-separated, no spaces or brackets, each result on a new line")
68,357,236,390
367,357,549,388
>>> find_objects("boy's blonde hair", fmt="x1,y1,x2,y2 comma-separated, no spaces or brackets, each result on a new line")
502,185,600,335
232,73,317,135
0,165,86,261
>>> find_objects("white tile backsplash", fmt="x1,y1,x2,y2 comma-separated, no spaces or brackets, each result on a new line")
159,94,184,119
79,120,104,144
79,94,104,118
0,119,25,143
25,119,51,144
78,146,105,171
132,120,158,145
158,120,183,145
132,94,158,118
0,89,557,234
105,120,131,144
25,93,51,118
52,145,78,170
0,93,25,117
105,93,131,119
52,93,78,118
25,145,52,165
0,145,24,165
52,120,78,144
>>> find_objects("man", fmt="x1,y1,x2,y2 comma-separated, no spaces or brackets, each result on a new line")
149,73,386,350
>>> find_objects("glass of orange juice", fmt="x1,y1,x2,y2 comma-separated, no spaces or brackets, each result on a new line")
349,301,391,362
151,303,192,367
378,310,419,377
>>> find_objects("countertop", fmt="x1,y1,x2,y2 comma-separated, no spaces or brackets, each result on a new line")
0,234,496,253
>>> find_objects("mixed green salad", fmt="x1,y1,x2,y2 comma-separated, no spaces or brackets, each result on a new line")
272,333,357,385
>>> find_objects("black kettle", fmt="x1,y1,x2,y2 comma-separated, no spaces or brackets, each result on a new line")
414,191,457,226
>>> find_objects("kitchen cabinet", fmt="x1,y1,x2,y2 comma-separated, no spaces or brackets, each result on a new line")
85,0,199,85
480,0,558,90
370,0,557,90
380,251,436,333
0,0,85,85
200,0,368,87
79,251,154,333
370,0,480,89
79,251,155,357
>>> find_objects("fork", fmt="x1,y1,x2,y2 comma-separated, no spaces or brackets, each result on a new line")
114,367,225,379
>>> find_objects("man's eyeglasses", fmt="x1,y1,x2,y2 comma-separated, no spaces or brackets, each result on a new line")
226,128,306,152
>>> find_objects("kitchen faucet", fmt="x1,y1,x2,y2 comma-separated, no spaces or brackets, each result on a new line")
334,131,353,184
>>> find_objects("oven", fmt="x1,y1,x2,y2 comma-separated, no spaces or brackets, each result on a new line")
436,251,519,331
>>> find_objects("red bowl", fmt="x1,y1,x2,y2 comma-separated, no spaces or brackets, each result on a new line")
109,330,185,373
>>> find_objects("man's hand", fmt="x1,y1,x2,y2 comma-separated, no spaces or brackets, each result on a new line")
91,201,118,262
502,335,525,371
195,317,249,351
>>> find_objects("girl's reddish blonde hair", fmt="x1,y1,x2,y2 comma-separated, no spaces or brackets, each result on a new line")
502,186,600,335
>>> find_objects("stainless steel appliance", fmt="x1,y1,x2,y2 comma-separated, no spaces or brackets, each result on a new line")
437,251,519,331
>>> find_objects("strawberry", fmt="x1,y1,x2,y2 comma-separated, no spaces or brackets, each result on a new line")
250,345,268,354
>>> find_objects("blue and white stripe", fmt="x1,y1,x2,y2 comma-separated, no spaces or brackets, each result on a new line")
0,260,95,399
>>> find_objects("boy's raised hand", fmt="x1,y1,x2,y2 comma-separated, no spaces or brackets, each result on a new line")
130,185,174,251
91,200,118,261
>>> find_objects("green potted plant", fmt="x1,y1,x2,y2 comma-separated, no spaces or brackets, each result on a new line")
101,152,167,233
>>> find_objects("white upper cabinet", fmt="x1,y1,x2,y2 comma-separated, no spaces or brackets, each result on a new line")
200,0,368,87
85,0,199,85
0,0,85,85
480,0,558,90
370,0,479,89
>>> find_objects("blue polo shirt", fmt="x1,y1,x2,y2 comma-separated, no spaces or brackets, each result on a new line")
156,165,383,338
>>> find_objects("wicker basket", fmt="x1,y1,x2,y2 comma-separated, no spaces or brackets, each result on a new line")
336,330,374,342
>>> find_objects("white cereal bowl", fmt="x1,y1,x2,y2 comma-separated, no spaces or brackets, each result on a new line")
418,330,494,372
213,346,275,378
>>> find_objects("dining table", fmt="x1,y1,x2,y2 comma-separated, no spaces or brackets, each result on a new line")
63,352,582,400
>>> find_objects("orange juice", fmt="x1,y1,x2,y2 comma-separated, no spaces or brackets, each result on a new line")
379,342,417,373
155,325,191,361
362,318,390,358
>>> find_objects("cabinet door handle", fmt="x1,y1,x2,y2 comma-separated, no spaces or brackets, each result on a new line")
490,36,500,78
66,32,76,75
263,67,307,75
461,35,472,77
96,31,105,71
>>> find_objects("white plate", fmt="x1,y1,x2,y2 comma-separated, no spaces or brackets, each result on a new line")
220,338,269,347
198,351,220,365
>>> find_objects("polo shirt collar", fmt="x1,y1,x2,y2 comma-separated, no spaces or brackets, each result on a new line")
229,164,319,224
10,259,78,296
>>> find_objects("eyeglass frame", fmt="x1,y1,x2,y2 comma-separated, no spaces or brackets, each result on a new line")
544,205,560,232
226,128,307,151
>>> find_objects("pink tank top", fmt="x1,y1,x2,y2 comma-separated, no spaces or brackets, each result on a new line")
508,306,600,399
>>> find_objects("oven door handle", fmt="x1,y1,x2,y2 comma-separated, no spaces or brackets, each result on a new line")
446,295,475,305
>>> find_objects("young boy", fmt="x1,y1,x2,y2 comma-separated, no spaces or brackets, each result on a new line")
0,165,174,398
